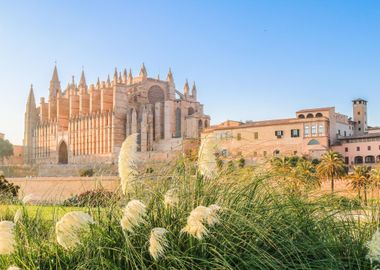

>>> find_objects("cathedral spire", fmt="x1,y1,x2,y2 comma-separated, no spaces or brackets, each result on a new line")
166,68,174,84
113,68,118,83
119,72,122,83
27,84,36,109
128,68,133,84
139,63,147,79
51,65,59,82
183,79,190,96
79,69,87,88
123,68,127,83
49,64,61,99
96,77,100,88
107,74,111,87
192,81,197,99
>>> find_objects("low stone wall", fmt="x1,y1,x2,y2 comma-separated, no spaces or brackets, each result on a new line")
7,176,119,203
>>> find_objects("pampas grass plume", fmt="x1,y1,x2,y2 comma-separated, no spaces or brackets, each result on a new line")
181,206,211,240
366,229,380,263
164,188,179,208
198,135,218,179
149,227,169,260
120,199,146,233
55,211,94,250
0,221,16,255
118,133,139,195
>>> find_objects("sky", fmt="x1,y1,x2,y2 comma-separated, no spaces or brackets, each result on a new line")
0,0,379,144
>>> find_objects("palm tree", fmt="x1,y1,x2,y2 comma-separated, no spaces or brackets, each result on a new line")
370,167,380,199
292,159,319,191
317,151,346,193
270,156,293,181
349,165,371,205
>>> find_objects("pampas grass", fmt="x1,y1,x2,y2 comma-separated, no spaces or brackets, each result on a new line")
181,206,212,240
55,211,94,250
120,199,146,233
0,158,377,269
149,227,169,260
366,229,380,264
13,209,22,224
164,188,179,208
0,221,16,255
198,135,218,179
119,133,139,195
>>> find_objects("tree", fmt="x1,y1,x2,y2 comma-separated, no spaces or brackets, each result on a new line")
349,165,371,205
292,159,319,191
0,138,13,164
317,151,346,193
270,156,293,181
370,167,380,199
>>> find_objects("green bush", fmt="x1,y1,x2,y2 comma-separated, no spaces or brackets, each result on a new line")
79,168,94,177
63,189,116,207
0,174,19,203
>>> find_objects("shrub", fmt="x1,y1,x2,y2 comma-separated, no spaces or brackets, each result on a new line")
79,168,94,177
238,157,245,168
63,189,117,207
0,174,19,198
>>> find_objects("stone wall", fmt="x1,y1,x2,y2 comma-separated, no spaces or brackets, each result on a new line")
8,176,119,202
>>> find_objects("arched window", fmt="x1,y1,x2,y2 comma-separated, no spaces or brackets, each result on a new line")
204,120,209,128
315,113,323,117
308,139,320,145
148,86,165,104
198,119,203,130
298,114,305,119
273,150,280,157
58,141,68,164
306,113,314,118
354,156,363,164
175,108,181,138
377,155,380,162
188,107,195,116
365,155,375,163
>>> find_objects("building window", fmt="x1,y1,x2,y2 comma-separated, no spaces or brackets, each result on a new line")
304,125,310,136
345,157,349,164
263,151,267,157
344,131,347,136
358,112,361,115
318,124,324,136
358,121,361,124
365,155,375,163
311,124,317,135
253,151,257,157
357,146,360,151
237,133,241,141
254,132,258,140
293,151,298,155
359,128,361,131
291,129,300,137
338,129,341,135
368,146,371,151
345,147,348,152
275,130,284,138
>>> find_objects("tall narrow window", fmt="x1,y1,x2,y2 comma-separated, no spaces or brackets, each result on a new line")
304,125,310,136
311,124,317,135
318,124,324,136
175,108,181,138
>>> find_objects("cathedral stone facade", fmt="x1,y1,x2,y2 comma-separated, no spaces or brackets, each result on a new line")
24,64,210,165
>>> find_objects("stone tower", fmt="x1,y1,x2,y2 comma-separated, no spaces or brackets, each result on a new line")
24,85,38,164
352,98,368,135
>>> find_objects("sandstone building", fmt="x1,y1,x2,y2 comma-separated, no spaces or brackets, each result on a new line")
204,99,380,167
24,64,210,165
